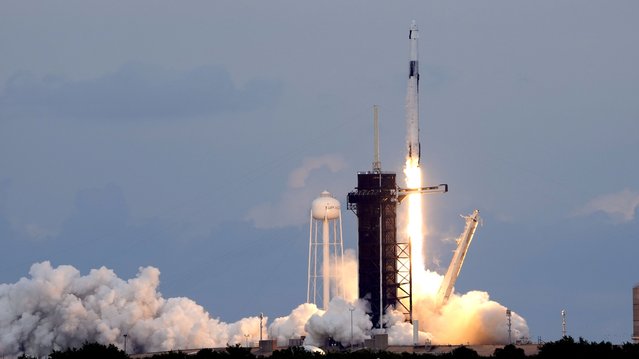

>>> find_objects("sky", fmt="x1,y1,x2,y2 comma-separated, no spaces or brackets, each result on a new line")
1,0,638,344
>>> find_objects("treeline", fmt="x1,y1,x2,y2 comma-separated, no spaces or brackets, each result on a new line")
17,337,639,359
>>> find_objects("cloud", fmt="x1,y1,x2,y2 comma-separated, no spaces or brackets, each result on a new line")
246,190,316,229
247,154,347,229
287,154,347,189
574,189,639,223
0,64,282,120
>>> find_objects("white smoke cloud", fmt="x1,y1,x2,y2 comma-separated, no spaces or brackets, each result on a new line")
246,154,347,229
330,249,358,302
574,189,639,223
0,262,264,357
410,269,529,345
246,189,317,229
2,252,529,356
384,308,432,346
303,297,372,347
268,303,319,346
287,155,347,189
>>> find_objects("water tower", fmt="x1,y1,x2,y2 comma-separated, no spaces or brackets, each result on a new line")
307,191,344,310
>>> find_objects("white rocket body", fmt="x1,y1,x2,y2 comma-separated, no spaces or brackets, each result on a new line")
406,21,420,164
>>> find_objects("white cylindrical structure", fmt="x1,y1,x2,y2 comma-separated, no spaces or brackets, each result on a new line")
406,20,420,164
322,218,330,309
308,191,344,310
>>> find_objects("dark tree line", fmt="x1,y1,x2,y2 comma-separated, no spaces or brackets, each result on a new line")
16,337,639,359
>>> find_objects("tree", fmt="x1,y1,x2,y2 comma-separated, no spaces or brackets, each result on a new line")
148,351,190,359
493,344,525,359
224,344,255,359
48,342,128,359
270,347,317,359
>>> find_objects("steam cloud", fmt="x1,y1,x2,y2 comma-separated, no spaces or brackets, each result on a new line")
1,257,528,356
265,244,529,347
0,262,263,357
410,269,529,345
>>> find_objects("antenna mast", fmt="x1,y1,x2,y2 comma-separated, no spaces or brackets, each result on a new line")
373,105,381,172
506,309,512,344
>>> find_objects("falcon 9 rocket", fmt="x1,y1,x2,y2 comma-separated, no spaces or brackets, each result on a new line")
406,20,420,164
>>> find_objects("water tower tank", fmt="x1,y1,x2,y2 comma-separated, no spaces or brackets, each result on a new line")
311,191,340,220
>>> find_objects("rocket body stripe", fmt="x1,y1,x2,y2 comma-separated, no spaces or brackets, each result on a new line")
406,21,420,164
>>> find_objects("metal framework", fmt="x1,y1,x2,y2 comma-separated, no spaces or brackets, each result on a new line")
347,172,411,327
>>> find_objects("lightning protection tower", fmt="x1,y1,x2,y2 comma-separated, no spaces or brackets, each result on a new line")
308,191,344,310
347,106,406,328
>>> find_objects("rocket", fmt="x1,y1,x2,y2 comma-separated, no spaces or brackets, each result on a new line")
406,20,420,164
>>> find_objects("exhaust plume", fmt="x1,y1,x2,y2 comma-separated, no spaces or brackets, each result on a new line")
410,269,529,344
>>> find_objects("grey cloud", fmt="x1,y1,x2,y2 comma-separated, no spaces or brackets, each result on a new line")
0,64,282,120
574,189,639,223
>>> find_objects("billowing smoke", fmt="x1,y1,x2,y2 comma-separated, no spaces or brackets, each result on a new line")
410,269,529,345
268,303,318,346
303,298,371,347
0,262,263,357
384,308,433,345
267,252,528,347
1,236,527,356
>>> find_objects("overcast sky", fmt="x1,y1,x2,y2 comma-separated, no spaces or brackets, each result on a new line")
1,1,638,343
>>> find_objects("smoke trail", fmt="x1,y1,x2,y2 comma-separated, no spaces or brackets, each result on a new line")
330,249,358,302
0,262,264,357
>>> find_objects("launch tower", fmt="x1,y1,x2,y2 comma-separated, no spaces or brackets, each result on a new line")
347,107,412,328
348,172,409,328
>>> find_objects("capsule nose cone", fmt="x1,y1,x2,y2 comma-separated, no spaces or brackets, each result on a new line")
409,20,419,39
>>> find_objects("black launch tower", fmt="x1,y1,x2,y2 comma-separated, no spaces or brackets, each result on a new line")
347,172,412,328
